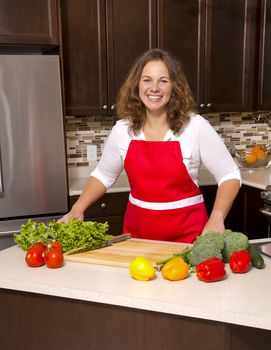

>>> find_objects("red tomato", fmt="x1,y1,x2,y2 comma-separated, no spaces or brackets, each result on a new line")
25,243,46,267
44,247,64,268
50,240,62,252
34,242,46,251
229,250,251,273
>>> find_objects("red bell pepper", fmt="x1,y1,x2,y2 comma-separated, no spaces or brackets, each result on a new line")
229,250,251,273
196,258,226,283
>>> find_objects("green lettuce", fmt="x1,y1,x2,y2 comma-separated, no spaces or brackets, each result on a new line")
14,219,111,253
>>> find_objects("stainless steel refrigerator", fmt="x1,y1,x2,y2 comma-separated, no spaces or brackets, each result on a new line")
0,55,68,249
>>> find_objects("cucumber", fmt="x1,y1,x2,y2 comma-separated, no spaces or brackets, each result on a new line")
247,244,265,269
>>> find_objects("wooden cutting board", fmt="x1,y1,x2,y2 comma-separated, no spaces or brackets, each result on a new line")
64,238,189,268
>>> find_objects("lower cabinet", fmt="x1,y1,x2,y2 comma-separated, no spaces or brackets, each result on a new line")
70,185,269,239
69,192,129,236
200,185,269,239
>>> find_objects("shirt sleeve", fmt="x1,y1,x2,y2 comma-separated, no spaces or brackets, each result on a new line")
90,121,126,189
197,117,241,186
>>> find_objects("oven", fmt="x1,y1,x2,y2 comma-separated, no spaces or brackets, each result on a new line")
260,185,271,238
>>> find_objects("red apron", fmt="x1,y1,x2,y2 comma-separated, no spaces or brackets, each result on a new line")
123,140,208,243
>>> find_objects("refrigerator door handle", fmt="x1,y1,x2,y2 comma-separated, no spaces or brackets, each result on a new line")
0,141,3,197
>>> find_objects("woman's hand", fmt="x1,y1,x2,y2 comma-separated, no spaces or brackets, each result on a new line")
57,207,84,224
202,179,240,234
202,214,225,234
57,176,107,224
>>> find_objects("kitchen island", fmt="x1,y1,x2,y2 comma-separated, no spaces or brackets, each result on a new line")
0,241,271,350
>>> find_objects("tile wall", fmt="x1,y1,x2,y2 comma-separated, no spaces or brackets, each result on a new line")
65,111,271,167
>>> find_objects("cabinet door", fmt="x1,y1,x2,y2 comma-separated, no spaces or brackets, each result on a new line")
0,0,59,45
157,0,205,106
158,0,255,113
61,0,108,115
204,0,253,112
257,0,271,110
106,0,157,111
61,0,156,116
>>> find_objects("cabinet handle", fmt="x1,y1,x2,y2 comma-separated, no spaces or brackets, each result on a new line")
111,105,116,111
260,208,271,217
207,103,212,108
102,105,108,110
101,202,107,209
199,103,205,108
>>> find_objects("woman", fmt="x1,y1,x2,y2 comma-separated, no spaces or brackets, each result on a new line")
59,49,241,243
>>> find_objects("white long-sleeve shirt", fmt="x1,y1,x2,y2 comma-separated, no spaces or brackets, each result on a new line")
91,113,241,189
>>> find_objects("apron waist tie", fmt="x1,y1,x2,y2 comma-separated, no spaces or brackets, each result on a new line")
129,193,204,211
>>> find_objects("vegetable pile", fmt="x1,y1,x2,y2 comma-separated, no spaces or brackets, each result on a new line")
14,219,112,253
152,229,265,283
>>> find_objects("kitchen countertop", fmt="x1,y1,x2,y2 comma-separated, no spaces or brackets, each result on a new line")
68,165,271,196
0,239,271,331
239,166,271,190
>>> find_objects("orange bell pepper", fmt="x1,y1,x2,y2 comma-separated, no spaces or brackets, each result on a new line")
161,256,189,281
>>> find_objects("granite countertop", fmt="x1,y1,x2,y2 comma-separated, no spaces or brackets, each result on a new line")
68,165,271,196
0,239,271,331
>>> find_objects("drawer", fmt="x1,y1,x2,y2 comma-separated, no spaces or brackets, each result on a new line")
69,192,129,218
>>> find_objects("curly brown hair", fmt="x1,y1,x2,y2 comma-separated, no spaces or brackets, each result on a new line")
116,48,197,134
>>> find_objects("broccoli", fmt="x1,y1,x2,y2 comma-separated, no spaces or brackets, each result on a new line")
187,231,225,266
222,229,249,262
156,230,250,268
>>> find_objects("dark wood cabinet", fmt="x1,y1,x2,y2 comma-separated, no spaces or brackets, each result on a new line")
201,184,268,239
257,0,271,110
158,0,256,112
61,0,157,116
60,0,107,116
157,0,204,107
1,289,271,350
0,0,59,46
60,0,271,115
69,192,129,236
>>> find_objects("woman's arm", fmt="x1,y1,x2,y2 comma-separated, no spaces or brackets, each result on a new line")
58,176,107,223
58,121,129,224
202,179,240,233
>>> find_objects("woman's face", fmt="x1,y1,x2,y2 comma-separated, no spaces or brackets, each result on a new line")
139,60,172,114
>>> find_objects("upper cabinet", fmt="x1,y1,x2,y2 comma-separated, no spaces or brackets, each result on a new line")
0,0,59,46
158,0,256,113
61,0,157,116
257,0,271,110
60,0,271,116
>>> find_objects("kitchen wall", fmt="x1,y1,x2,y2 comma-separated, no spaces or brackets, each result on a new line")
65,111,271,167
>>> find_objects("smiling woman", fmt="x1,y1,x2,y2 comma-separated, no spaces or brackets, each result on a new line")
116,49,197,135
138,60,172,141
59,49,241,244
139,61,172,113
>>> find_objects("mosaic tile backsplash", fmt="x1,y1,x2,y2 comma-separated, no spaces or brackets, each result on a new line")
65,112,271,167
